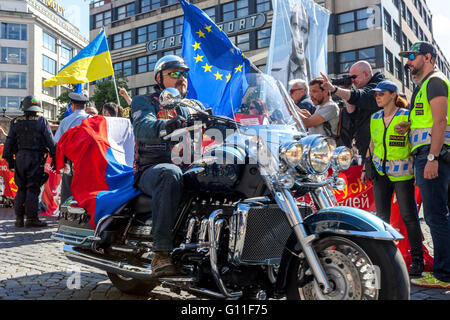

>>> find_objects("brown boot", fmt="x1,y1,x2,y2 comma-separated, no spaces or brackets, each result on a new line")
151,252,177,277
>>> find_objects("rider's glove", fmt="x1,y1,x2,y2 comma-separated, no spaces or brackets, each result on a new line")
165,116,187,135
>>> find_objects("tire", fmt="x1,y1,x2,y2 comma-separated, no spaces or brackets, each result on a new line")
107,272,158,296
286,236,410,300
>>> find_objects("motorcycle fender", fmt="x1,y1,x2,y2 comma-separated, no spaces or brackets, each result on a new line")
303,206,404,241
275,206,403,294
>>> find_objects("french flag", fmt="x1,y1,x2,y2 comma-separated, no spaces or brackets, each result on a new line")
56,116,141,229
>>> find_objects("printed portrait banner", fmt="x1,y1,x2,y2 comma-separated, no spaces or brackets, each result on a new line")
298,164,433,270
267,0,330,88
0,144,61,216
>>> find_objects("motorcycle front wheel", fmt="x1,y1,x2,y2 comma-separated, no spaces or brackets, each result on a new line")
286,236,410,300
107,272,158,296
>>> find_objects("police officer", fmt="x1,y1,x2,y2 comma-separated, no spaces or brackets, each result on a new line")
54,92,90,205
362,80,424,277
397,42,450,287
130,55,192,277
2,96,56,228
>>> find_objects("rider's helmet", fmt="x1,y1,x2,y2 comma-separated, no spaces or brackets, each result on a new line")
154,55,189,90
20,95,43,112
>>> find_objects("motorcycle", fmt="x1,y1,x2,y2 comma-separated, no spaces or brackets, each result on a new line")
52,73,410,300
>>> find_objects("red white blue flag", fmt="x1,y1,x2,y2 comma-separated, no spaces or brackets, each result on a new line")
56,116,141,229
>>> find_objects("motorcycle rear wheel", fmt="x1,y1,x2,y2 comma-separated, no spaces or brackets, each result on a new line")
107,272,158,296
286,236,410,300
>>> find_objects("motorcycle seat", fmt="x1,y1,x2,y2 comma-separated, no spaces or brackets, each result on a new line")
131,194,152,214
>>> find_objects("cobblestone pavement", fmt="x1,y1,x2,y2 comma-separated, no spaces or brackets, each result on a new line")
0,207,449,300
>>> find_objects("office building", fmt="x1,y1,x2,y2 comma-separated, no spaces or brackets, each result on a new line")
89,0,450,100
0,0,88,121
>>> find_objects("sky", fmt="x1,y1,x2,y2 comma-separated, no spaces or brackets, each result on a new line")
59,0,450,62
426,0,450,62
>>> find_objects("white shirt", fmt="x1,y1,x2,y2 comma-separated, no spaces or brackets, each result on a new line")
53,109,90,143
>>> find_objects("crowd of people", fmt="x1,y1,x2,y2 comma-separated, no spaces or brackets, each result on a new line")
0,41,448,288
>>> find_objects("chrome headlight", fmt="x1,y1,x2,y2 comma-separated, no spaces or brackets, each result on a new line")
279,142,304,167
298,135,334,174
331,146,353,172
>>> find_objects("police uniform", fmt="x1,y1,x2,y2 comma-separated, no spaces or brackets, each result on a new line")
369,80,424,276
400,42,450,282
2,96,56,228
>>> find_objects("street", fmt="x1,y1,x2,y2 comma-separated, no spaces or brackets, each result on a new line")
0,207,449,300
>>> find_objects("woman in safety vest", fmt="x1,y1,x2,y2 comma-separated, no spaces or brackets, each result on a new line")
361,80,424,277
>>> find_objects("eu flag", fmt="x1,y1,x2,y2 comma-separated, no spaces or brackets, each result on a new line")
179,0,250,118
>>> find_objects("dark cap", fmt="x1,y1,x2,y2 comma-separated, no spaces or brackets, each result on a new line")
68,92,89,103
399,41,437,59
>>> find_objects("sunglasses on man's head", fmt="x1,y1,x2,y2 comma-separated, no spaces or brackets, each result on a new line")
164,71,188,79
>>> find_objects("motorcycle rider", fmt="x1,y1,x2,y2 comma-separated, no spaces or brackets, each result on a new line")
130,55,193,277
2,96,56,228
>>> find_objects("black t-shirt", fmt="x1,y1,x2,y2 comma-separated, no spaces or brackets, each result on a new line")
427,77,448,101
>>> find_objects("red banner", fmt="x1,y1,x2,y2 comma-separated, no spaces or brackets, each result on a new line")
0,144,61,216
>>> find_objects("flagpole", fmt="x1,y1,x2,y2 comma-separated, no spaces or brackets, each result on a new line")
101,27,121,106
112,73,121,106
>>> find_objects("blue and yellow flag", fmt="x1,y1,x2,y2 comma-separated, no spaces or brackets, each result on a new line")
43,30,114,87
179,0,250,118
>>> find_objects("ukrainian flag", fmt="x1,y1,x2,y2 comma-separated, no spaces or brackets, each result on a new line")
43,30,114,87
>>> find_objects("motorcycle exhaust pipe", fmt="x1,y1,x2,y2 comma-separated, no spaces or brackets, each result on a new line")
63,244,154,281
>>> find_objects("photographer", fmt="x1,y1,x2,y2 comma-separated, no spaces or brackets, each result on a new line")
321,61,385,159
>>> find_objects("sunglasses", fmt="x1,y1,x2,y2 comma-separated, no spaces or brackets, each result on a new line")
164,71,188,79
249,106,257,110
407,53,423,61
374,91,386,97
289,88,303,94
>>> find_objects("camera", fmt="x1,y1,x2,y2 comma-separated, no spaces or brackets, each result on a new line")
331,74,356,87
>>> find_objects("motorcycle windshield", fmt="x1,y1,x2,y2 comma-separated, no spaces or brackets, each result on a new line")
230,72,306,133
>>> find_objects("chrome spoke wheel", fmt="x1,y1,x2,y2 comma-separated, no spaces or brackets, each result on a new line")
298,237,380,300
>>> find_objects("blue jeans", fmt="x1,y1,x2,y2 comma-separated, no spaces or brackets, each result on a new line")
136,163,184,252
414,148,450,282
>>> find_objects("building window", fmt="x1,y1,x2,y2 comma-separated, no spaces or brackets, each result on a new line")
112,31,132,49
117,3,135,20
0,72,26,89
95,11,111,28
0,96,23,112
385,49,394,74
221,0,248,22
337,8,373,34
1,47,26,65
141,0,160,13
163,48,182,57
61,44,73,61
256,0,272,13
43,32,56,52
384,10,392,35
204,7,216,22
339,47,376,73
137,54,157,73
394,58,403,82
257,27,271,49
406,9,412,29
167,0,178,5
42,78,56,98
114,60,132,76
1,23,27,40
401,32,408,51
137,23,157,43
230,33,250,52
163,17,183,37
43,55,56,75
393,21,401,44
